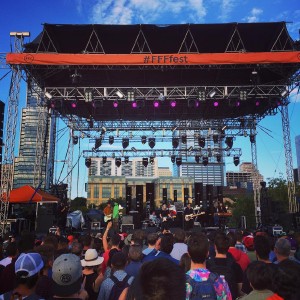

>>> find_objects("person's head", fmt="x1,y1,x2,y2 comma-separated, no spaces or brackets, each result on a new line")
71,241,83,257
35,244,55,269
107,248,120,267
187,233,209,264
81,248,104,271
187,203,191,208
111,233,121,247
214,232,230,254
52,254,82,297
227,232,237,247
254,235,271,260
111,252,127,271
146,233,158,246
179,252,191,273
43,235,59,250
235,230,244,242
246,261,272,291
159,233,174,254
80,234,92,248
14,252,44,289
132,229,146,243
128,245,143,262
274,238,291,258
107,200,112,207
5,241,18,257
162,204,166,210
129,258,185,300
173,228,186,243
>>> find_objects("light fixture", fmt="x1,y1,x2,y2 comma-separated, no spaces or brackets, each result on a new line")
71,100,77,108
94,138,102,150
132,101,137,108
115,158,122,167
122,138,129,149
72,136,78,145
195,155,200,163
281,89,288,97
250,134,255,143
202,156,209,166
109,136,114,145
148,138,156,149
208,90,216,98
255,100,260,106
124,156,129,164
188,99,199,108
225,137,233,149
142,158,149,167
113,100,119,108
216,154,222,163
198,137,205,148
213,101,219,107
233,156,240,166
171,155,176,163
84,88,93,102
229,99,240,107
240,90,247,101
172,137,179,148
181,135,187,144
188,146,193,152
102,156,107,164
158,93,165,101
176,157,182,166
153,100,160,108
131,147,137,152
116,90,124,99
85,158,91,168
127,91,135,101
170,100,177,107
45,92,53,99
150,156,155,164
198,91,206,101
141,135,147,144
71,70,81,85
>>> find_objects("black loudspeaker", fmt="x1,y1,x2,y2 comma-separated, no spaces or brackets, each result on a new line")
206,184,214,209
217,186,223,203
184,188,189,206
136,185,143,213
129,211,142,229
146,183,155,211
194,183,203,206
126,186,132,214
162,188,167,204
174,190,177,202
36,215,55,233
145,227,159,234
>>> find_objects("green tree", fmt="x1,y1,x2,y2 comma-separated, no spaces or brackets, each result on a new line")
267,176,289,213
70,197,88,213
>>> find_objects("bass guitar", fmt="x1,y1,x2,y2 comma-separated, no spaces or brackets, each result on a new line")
185,212,205,221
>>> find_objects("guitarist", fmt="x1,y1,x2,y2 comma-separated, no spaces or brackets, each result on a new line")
184,203,194,231
160,204,171,231
103,200,113,225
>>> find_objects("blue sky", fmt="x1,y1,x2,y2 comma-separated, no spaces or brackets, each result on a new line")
0,0,300,198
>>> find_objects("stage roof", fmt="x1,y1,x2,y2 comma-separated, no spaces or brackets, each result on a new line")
6,22,300,121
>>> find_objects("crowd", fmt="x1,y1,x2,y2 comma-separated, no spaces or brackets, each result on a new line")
0,224,299,300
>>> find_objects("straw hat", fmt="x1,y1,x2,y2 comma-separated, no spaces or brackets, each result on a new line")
81,249,104,267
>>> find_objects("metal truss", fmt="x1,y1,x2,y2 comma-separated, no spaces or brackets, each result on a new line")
0,53,8,69
280,102,298,213
44,84,290,102
66,127,74,200
0,34,27,236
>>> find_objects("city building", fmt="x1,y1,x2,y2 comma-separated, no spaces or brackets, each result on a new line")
158,167,172,177
296,135,300,181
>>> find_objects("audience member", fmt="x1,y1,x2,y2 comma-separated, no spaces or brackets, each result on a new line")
170,228,187,261
124,245,143,277
179,252,191,273
142,233,158,256
235,230,247,253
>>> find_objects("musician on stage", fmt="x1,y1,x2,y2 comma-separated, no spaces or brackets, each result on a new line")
103,200,112,225
184,203,194,231
160,204,171,231
57,199,69,233
217,202,228,228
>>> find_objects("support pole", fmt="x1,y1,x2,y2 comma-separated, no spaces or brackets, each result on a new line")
67,126,74,200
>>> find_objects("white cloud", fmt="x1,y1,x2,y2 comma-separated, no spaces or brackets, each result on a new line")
244,7,263,23
218,0,235,21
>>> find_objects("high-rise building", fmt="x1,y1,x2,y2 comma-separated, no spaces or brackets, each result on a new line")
296,135,300,180
13,84,54,189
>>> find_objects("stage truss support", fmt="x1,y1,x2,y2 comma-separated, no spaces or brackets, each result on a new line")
280,102,298,213
0,34,25,236
66,126,74,200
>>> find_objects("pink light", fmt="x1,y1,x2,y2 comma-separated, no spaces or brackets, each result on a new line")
236,101,240,107
153,101,160,108
195,100,199,108
50,101,55,108
132,102,137,108
71,102,77,108
170,100,176,107
113,101,118,108
255,101,260,106
213,101,219,107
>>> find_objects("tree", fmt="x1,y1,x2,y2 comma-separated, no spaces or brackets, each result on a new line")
70,197,88,213
267,176,289,213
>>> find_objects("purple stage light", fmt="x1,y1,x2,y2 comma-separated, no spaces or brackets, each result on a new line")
153,100,160,108
213,101,219,107
132,101,137,108
113,101,118,108
255,101,260,106
71,102,77,108
236,101,240,107
170,100,176,107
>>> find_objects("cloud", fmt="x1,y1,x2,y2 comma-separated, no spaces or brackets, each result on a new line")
218,0,236,21
244,7,263,23
289,89,300,103
75,0,83,14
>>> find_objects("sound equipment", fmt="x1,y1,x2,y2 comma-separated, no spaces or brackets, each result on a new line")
126,186,132,214
146,183,155,210
121,224,134,233
184,188,189,206
206,184,214,208
162,188,167,204
136,185,143,213
122,215,133,224
129,211,142,229
194,183,203,206
217,186,223,203
91,222,101,230
174,190,177,202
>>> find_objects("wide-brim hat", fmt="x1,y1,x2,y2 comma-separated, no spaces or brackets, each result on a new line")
81,249,104,267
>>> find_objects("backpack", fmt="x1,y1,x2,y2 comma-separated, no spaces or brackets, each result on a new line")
206,258,237,299
186,272,218,300
108,274,131,300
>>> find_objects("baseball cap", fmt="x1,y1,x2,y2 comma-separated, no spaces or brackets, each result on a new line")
15,253,44,278
52,254,82,296
81,249,104,267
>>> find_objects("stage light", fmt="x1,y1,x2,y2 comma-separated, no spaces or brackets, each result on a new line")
84,88,93,102
225,137,233,149
198,137,205,148
281,89,288,97
240,90,247,101
195,155,200,163
85,158,91,168
127,91,135,101
50,100,55,108
131,147,137,152
171,155,176,163
213,135,219,143
45,92,53,100
116,90,124,98
109,136,114,145
172,137,179,148
115,158,122,167
213,101,219,107
229,99,240,107
233,156,240,166
71,100,77,108
132,101,137,108
181,135,187,144
188,146,193,152
150,156,155,164
101,127,106,135
94,138,102,150
188,99,199,108
148,138,156,149
72,136,78,145
176,157,182,166
198,91,206,101
208,90,216,98
216,154,222,163
158,93,165,101
153,100,160,108
124,156,129,164
141,135,147,144
122,138,129,149
170,100,177,107
250,134,255,143
102,156,107,164
255,100,260,106
202,156,209,166
113,100,119,108
142,158,149,167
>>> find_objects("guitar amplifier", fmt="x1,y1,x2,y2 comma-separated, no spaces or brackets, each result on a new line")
121,224,134,233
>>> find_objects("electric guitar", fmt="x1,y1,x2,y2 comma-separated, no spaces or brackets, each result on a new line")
104,214,112,222
185,212,205,221
162,215,176,222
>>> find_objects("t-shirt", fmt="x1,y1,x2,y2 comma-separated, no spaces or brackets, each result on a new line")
186,268,232,300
